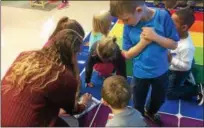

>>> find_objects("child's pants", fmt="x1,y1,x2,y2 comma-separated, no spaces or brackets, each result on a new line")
167,70,198,100
132,72,168,115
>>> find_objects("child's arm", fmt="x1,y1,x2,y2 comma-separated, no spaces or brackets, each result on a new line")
142,10,180,50
85,43,98,84
142,27,178,50
85,55,95,84
115,53,127,79
169,49,195,71
122,35,151,59
113,46,127,79
89,32,103,51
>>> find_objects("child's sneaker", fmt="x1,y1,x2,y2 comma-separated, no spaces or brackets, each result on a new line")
48,0,57,4
144,111,163,126
57,2,69,9
197,83,204,106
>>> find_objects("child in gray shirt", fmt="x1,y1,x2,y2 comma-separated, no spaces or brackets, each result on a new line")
101,75,147,127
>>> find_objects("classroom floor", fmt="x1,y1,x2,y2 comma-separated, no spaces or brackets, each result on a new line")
1,1,204,127
79,13,204,126
1,1,110,78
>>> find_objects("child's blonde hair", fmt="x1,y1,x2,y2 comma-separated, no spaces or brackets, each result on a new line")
102,75,131,109
92,11,112,36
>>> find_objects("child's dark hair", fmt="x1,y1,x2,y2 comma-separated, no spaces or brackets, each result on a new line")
102,75,131,109
164,0,177,9
109,0,145,17
96,36,119,61
175,6,195,28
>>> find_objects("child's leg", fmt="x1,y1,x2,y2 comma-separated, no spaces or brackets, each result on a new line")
146,72,168,115
132,77,150,115
167,70,191,100
176,84,199,100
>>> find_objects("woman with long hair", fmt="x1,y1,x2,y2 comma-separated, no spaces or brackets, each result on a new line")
1,23,91,126
44,16,83,98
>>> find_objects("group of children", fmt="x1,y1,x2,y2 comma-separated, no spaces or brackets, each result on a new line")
83,0,203,127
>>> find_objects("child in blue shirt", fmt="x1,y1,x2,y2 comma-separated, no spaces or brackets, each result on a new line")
110,0,179,126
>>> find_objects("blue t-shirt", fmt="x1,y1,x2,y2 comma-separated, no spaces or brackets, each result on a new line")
89,32,103,51
123,9,180,79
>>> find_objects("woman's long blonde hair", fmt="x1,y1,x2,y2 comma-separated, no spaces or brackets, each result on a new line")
3,28,85,96
92,11,112,36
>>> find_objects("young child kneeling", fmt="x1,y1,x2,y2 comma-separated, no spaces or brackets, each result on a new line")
102,75,147,127
167,7,204,105
85,37,126,87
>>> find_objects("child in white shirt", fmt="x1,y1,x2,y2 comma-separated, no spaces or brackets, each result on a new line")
167,7,203,105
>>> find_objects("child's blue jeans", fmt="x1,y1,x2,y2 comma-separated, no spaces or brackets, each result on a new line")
167,70,198,100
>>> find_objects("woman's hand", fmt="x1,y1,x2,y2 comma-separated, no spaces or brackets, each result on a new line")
58,108,70,116
80,93,92,107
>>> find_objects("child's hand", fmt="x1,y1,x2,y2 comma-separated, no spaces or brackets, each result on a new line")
86,82,94,88
121,50,127,59
140,34,151,45
142,27,159,42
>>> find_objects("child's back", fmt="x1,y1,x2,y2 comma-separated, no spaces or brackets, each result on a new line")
89,32,103,51
106,107,146,127
169,35,195,71
89,11,112,51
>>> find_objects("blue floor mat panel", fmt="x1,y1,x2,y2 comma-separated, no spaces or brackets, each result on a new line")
77,51,89,72
160,100,179,114
80,71,103,100
180,100,204,120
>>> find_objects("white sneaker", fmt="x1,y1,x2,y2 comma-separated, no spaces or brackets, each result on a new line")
198,83,204,106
